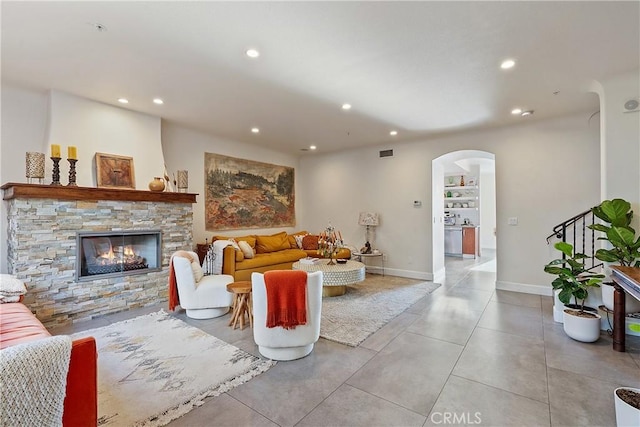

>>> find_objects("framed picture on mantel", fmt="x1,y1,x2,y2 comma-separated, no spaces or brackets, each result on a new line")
95,153,135,189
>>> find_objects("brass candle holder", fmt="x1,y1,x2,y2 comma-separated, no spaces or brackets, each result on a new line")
50,157,62,186
67,159,78,186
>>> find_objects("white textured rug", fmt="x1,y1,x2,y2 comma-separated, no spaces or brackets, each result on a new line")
72,311,274,427
320,275,441,346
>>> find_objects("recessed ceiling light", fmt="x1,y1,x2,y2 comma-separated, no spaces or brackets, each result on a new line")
389,130,398,136
500,59,516,69
153,98,164,105
118,98,129,104
309,145,317,150
342,103,352,110
511,108,522,115
521,110,534,117
251,127,260,134
246,49,260,58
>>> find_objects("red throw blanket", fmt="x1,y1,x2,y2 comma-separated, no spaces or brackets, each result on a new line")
168,251,195,311
264,270,308,329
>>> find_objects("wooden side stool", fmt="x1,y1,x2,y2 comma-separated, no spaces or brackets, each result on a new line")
226,281,253,330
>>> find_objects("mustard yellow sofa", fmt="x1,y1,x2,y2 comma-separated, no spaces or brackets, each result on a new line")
215,231,351,281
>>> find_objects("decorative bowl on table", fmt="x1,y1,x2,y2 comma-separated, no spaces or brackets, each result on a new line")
336,259,348,264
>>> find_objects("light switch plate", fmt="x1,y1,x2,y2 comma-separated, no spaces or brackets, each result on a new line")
508,217,518,225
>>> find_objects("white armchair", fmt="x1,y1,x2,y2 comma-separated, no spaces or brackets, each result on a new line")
170,251,234,319
251,271,323,361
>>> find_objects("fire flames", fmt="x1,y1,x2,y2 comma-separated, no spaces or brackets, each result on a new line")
94,245,144,266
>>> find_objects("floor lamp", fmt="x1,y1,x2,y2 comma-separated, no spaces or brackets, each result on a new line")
358,212,379,254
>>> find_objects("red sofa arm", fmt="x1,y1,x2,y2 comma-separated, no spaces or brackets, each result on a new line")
63,336,97,427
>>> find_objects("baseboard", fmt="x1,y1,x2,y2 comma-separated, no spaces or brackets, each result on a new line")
496,281,552,296
432,267,446,284
371,267,432,281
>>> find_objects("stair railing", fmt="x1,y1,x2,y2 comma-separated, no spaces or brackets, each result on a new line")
546,207,602,271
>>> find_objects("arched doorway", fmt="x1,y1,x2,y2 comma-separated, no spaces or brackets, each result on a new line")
432,150,496,282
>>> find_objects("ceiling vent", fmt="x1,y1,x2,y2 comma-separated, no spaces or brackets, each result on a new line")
379,149,394,158
623,98,639,113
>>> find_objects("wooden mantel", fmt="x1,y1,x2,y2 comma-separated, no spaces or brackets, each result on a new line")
1,183,198,203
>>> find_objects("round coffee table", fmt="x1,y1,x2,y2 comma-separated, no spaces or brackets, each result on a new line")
292,259,365,297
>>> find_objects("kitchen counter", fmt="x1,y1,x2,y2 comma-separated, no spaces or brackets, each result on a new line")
445,226,480,258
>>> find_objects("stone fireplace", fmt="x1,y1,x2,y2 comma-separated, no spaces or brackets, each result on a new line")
2,183,197,328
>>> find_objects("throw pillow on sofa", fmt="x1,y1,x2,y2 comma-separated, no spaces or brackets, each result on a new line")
302,235,319,250
238,241,254,259
294,234,308,249
287,230,308,248
256,232,291,253
213,235,257,250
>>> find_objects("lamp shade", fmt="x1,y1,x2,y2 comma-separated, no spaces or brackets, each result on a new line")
358,212,379,226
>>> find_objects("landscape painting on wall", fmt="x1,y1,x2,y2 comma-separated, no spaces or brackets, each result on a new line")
205,153,295,230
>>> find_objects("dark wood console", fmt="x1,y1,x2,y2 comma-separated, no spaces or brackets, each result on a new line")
610,266,640,352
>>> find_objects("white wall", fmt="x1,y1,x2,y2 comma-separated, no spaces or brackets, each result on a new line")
299,113,601,292
48,91,164,188
431,161,445,282
592,72,640,231
161,122,300,245
0,85,50,272
480,170,497,249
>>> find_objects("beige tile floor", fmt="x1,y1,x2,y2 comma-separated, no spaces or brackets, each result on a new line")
57,252,640,426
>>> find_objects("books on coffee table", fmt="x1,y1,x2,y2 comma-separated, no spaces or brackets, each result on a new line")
299,257,320,265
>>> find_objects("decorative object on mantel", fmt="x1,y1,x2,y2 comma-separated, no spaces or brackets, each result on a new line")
50,143,62,186
25,152,45,184
164,164,174,192
95,153,135,189
67,159,78,186
50,159,61,186
148,177,165,192
67,146,78,186
358,211,379,253
177,170,188,193
317,223,343,265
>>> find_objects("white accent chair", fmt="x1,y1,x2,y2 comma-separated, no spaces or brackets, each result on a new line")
251,271,323,361
171,251,234,319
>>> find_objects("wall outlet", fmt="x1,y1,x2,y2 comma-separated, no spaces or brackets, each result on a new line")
508,217,518,225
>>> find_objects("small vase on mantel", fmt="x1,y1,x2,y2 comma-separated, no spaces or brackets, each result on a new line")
148,177,165,192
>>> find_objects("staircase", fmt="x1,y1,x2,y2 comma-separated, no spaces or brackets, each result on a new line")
546,207,602,272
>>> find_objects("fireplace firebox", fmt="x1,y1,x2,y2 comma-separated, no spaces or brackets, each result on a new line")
77,230,162,281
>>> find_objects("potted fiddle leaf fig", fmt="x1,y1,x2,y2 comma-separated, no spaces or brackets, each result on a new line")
589,198,640,267
544,242,604,342
588,198,640,313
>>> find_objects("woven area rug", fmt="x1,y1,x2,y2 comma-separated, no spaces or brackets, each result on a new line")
72,310,274,427
320,275,441,347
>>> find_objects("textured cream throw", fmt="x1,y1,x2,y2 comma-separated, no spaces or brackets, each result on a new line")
0,335,72,427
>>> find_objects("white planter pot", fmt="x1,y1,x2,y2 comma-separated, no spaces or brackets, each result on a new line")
614,387,640,427
563,309,601,342
553,289,564,323
602,284,640,313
